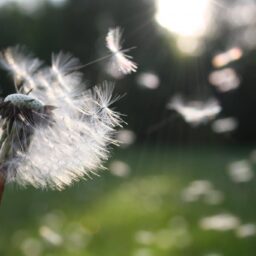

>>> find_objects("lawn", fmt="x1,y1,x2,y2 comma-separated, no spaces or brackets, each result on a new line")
0,145,256,256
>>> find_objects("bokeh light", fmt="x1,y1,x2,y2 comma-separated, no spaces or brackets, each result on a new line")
155,0,212,37
155,0,213,54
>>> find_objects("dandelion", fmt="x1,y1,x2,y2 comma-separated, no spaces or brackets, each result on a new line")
167,95,221,126
0,46,123,202
106,27,137,74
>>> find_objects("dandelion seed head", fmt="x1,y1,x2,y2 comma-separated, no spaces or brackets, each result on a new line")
0,46,123,190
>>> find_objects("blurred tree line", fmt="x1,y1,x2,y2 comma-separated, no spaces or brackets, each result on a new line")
0,0,255,145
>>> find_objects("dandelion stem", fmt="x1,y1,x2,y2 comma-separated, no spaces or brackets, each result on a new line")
0,123,14,206
0,174,5,206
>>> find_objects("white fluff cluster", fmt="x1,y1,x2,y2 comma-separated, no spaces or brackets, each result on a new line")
106,27,137,74
0,46,42,91
0,46,122,190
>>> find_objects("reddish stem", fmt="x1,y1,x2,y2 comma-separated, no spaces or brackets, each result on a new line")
0,174,5,205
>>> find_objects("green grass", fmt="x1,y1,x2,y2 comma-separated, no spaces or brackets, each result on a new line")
0,146,256,256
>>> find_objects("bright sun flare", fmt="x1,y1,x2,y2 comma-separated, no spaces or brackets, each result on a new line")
155,0,212,37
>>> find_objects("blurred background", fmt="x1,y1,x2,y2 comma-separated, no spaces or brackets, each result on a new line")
1,0,256,255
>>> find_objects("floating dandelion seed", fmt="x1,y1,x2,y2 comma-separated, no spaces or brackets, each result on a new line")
134,230,155,245
209,68,240,92
204,253,223,256
109,160,131,177
211,117,238,133
199,213,240,231
0,46,123,200
236,223,256,238
167,95,221,126
181,180,224,205
20,237,43,256
227,160,254,183
136,72,160,90
39,226,63,246
116,129,136,148
106,27,137,75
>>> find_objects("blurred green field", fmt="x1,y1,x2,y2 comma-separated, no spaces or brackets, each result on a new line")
0,146,256,256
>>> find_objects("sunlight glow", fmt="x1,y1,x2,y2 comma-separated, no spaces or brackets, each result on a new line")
0,0,67,13
155,0,212,37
